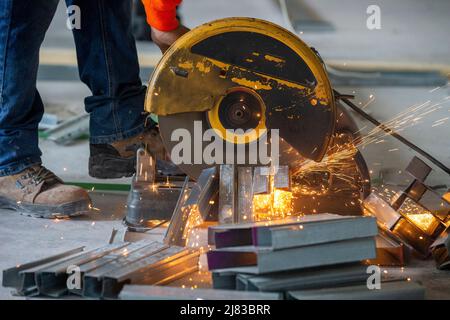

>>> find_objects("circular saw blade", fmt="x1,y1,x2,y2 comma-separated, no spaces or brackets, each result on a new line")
148,18,336,179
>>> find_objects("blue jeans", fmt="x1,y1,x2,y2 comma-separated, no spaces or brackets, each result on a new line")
0,0,149,177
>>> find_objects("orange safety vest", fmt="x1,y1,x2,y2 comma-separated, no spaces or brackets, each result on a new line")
142,0,182,31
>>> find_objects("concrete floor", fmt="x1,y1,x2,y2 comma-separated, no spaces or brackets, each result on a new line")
0,192,126,299
1,0,450,299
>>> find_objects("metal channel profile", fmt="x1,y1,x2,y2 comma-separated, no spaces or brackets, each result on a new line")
82,242,168,298
68,240,156,295
35,243,129,297
100,247,199,299
211,271,238,290
2,247,85,296
235,264,368,293
219,165,236,224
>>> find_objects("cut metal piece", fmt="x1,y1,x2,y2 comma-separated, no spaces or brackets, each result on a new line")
412,186,450,222
135,147,156,183
363,194,402,230
253,167,270,195
405,156,432,182
430,227,450,270
237,167,254,223
125,185,181,227
183,167,218,221
163,177,192,246
367,228,408,267
273,165,290,190
218,165,236,224
119,285,281,300
125,148,181,228
363,193,434,258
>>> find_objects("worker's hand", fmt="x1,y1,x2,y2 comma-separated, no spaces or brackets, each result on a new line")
151,25,190,53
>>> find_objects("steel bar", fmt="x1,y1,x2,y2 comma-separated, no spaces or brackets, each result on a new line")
218,165,236,224
237,167,254,223
163,176,191,246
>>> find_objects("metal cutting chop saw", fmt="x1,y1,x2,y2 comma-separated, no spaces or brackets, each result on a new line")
142,18,370,219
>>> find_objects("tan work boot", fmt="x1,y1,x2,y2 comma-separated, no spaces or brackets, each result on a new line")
0,165,92,219
89,127,184,179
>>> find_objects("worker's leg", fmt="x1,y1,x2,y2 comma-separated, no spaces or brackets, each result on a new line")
67,0,148,144
0,0,58,176
67,0,166,179
0,0,91,218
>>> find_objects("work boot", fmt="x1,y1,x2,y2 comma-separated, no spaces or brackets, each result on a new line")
89,127,184,179
0,165,92,219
